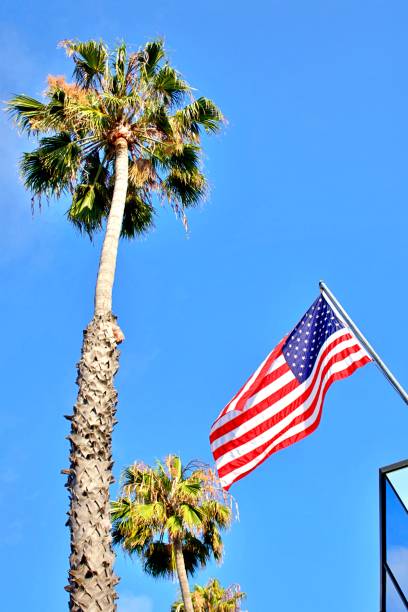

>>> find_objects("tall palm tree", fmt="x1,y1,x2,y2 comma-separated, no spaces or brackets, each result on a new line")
172,578,246,612
7,39,223,611
111,456,233,612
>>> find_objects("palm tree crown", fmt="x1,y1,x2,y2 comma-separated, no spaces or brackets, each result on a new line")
7,39,223,237
111,455,233,578
172,578,246,612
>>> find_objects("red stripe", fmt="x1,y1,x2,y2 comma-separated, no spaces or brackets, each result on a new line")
220,355,370,489
217,379,248,419
234,337,287,412
211,331,353,445
217,349,368,478
210,360,292,441
211,339,287,423
211,370,296,446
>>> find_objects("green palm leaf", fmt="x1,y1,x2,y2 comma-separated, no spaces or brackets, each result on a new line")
137,40,165,79
7,95,49,134
152,65,190,107
174,97,224,136
8,38,223,239
111,455,234,580
61,39,108,88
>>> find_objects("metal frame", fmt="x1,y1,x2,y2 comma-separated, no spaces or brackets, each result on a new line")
379,460,408,611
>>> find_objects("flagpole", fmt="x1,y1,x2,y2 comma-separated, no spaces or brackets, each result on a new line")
319,280,408,405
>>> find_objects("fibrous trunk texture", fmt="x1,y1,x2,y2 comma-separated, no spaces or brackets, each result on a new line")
65,138,129,609
65,314,120,610
174,541,194,612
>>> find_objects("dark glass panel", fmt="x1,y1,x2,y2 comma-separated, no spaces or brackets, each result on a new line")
386,572,407,611
386,479,408,602
388,467,408,512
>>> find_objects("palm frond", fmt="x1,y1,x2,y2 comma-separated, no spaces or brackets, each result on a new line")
166,514,184,538
142,542,175,578
7,95,49,135
67,152,110,236
60,39,108,88
173,97,224,137
137,39,165,80
181,535,212,572
179,504,203,529
201,500,232,528
137,105,174,139
173,578,246,612
151,65,190,107
177,479,202,499
134,502,165,522
121,189,155,238
39,132,81,175
20,132,81,198
111,42,127,96
163,168,207,207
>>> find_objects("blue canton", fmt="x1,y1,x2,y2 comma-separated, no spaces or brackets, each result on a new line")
282,295,344,382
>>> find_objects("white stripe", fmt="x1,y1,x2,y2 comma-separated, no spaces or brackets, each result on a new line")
267,354,286,374
244,369,293,411
220,348,367,487
211,354,287,434
211,331,353,454
224,351,271,414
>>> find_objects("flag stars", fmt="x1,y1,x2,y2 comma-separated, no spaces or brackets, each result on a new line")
283,296,342,381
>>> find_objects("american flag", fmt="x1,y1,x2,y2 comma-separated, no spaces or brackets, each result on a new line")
210,293,371,490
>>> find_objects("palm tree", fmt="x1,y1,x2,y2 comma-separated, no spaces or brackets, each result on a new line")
172,578,246,612
111,456,233,612
7,39,223,611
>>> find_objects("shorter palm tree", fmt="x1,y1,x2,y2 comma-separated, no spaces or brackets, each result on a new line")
111,456,233,612
172,578,246,612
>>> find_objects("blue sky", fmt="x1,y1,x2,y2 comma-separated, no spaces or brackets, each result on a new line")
1,1,408,610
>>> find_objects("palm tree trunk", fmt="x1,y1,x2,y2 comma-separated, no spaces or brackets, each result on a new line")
94,138,129,315
174,540,194,612
65,138,128,611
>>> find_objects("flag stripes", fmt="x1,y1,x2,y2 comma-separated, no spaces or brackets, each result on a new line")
211,322,370,490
